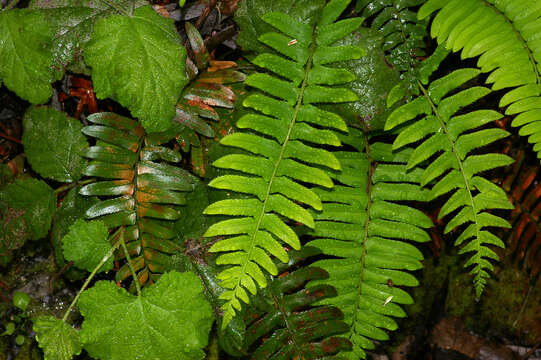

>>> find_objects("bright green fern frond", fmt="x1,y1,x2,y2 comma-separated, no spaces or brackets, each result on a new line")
386,68,514,296
204,0,365,327
307,129,432,359
80,113,194,287
419,0,541,161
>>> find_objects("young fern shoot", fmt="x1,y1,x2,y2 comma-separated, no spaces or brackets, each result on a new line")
203,0,365,326
386,67,514,296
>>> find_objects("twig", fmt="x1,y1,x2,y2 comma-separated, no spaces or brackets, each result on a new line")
521,340,541,359
0,131,21,145
2,0,19,11
195,0,217,29
204,25,236,52
512,284,532,328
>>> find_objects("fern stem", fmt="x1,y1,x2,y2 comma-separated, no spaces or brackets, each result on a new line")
119,227,142,296
126,135,145,290
481,0,541,85
269,290,304,356
391,0,419,70
348,132,375,342
2,0,19,11
61,230,123,322
417,80,482,285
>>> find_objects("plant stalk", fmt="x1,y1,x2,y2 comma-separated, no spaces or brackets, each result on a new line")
61,229,123,322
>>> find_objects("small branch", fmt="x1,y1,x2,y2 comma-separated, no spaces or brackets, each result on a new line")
2,0,19,11
204,25,236,52
512,284,532,328
0,131,21,144
195,0,217,29
522,339,541,359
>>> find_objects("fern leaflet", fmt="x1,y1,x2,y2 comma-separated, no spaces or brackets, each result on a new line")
80,112,194,287
203,0,365,326
307,129,432,359
386,68,514,296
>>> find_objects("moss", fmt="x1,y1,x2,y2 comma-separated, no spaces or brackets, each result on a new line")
445,270,476,319
445,261,541,344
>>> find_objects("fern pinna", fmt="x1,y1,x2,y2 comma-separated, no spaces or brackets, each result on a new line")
385,67,514,296
80,112,194,287
203,0,365,326
419,0,541,161
307,129,432,359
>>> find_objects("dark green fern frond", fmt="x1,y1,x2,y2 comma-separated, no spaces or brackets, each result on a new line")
307,130,432,359
419,0,541,161
386,68,514,296
80,112,194,287
357,0,429,95
228,247,352,359
203,0,365,326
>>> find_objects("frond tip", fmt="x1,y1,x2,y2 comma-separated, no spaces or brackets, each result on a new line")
419,0,541,162
204,0,365,327
386,68,514,296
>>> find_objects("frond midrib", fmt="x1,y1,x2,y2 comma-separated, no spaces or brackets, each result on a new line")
229,28,318,299
349,133,374,343
269,289,304,356
131,135,145,289
417,80,482,268
391,0,421,70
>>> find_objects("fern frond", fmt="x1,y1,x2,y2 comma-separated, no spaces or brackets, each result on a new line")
203,0,365,326
80,112,194,287
223,247,352,359
357,0,429,94
173,22,245,177
306,130,432,359
419,0,541,161
386,68,514,296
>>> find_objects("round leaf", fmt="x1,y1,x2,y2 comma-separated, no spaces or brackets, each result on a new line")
62,219,113,273
23,106,88,182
